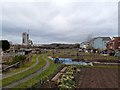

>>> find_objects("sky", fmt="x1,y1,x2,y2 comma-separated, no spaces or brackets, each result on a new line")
1,0,119,44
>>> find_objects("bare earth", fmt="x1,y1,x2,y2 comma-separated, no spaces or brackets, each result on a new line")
77,67,119,89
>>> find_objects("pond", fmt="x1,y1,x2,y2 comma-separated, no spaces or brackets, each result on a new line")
50,57,93,66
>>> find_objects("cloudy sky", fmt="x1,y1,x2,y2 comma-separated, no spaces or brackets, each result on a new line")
1,0,119,44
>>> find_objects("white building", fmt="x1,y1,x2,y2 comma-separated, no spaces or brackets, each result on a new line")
29,39,33,45
80,37,111,50
88,37,111,49
80,42,89,49
22,32,29,46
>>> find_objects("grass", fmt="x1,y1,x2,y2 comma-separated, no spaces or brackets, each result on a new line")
78,52,118,60
2,50,119,88
13,58,62,89
0,79,1,88
2,54,46,87
3,54,37,76
47,49,118,60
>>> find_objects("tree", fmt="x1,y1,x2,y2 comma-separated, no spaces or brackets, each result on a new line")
74,43,80,48
0,40,10,51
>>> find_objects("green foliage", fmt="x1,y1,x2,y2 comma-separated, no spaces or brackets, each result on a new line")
74,43,80,48
0,40,10,51
2,55,46,87
58,66,76,89
12,55,26,64
3,55,36,77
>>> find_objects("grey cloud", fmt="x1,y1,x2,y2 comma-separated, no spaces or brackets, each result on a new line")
2,2,118,44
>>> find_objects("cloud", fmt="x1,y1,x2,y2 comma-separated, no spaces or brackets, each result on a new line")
2,1,118,44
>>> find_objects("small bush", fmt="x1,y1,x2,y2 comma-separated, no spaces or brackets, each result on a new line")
12,55,26,64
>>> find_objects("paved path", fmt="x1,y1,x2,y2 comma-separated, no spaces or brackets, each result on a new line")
3,56,50,88
2,56,39,80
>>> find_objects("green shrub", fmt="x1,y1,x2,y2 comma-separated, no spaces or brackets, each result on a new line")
12,55,26,64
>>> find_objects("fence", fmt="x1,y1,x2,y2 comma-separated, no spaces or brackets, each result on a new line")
2,62,20,72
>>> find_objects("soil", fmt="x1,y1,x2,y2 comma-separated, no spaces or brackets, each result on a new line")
77,67,119,89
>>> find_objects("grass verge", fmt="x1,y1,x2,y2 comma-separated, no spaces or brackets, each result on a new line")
2,54,46,87
3,55,37,77
13,58,62,89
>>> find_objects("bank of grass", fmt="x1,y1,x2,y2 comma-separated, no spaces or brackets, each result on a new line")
3,55,37,76
13,58,62,89
2,54,46,87
0,79,1,88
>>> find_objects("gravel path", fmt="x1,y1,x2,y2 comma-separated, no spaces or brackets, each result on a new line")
3,56,50,88
2,56,39,79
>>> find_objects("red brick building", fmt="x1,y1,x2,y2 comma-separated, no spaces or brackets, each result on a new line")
107,37,120,50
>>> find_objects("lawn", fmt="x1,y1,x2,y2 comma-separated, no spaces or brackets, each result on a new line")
2,54,46,87
13,57,62,89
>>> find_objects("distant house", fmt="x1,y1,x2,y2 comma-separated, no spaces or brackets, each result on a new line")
80,42,89,49
107,37,120,50
88,37,111,49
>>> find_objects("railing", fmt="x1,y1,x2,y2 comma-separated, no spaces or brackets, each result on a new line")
2,62,20,72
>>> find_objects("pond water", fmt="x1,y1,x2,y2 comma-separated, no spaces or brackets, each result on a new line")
50,58,93,66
